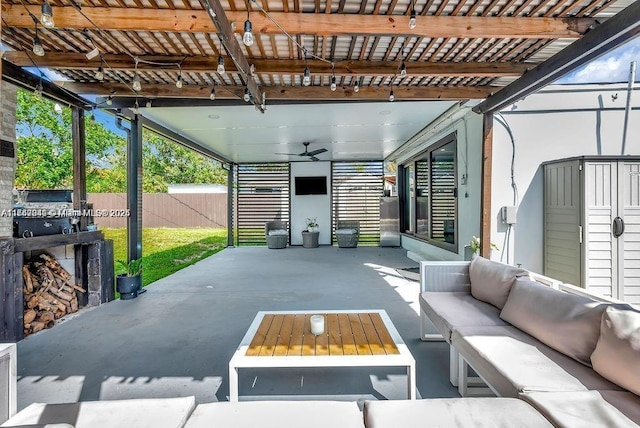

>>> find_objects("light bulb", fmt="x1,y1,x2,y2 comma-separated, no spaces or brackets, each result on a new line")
303,66,311,86
54,103,62,114
209,87,216,100
33,35,45,57
400,62,407,77
176,75,183,88
243,20,254,47
91,112,96,122
40,0,54,28
389,90,395,102
243,88,250,102
354,81,360,93
217,56,225,74
34,83,43,97
106,96,113,106
146,100,152,108
132,74,141,92
132,102,139,115
409,8,417,29
331,76,337,91
95,66,104,81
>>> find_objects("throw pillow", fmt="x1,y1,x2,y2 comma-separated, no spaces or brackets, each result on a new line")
591,305,640,395
468,256,527,309
500,278,607,366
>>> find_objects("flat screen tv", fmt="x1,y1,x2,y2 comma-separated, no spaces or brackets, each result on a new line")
295,176,327,195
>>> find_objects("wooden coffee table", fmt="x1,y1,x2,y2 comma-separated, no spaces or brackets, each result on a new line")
228,309,416,401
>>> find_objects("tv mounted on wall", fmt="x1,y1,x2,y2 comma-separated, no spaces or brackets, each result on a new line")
295,176,327,195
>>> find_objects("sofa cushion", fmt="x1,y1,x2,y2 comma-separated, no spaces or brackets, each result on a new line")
420,291,507,343
521,390,640,428
451,326,623,398
500,278,607,366
363,398,552,428
183,401,364,428
591,305,640,395
0,397,195,428
468,256,527,309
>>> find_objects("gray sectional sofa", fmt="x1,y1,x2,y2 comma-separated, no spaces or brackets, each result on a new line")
420,256,640,427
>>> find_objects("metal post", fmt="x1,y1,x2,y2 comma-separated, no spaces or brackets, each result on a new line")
127,116,143,262
72,108,87,230
621,61,636,156
227,163,235,247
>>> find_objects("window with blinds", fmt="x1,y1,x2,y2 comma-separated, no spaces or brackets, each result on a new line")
332,162,384,246
236,163,290,246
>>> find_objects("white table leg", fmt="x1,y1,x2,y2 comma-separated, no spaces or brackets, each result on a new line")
407,361,417,400
228,363,239,402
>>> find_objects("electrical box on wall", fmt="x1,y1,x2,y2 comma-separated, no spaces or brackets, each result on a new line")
501,206,517,224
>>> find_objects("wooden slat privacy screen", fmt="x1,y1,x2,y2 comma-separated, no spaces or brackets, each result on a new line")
236,163,290,246
332,162,384,246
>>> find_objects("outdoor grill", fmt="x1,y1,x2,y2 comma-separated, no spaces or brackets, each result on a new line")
12,190,75,238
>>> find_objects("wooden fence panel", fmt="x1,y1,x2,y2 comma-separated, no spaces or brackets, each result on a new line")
87,193,227,228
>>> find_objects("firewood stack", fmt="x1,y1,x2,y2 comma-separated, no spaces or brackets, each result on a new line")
22,253,86,337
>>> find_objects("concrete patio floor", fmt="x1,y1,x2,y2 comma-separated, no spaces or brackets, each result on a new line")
15,245,459,409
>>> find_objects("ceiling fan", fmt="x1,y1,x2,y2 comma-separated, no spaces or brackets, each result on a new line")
275,142,328,161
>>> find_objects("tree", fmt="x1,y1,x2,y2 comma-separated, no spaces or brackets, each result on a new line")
16,89,227,193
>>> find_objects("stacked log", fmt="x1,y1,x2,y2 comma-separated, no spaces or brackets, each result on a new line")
22,253,86,337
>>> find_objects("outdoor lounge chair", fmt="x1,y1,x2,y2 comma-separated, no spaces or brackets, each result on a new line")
265,221,288,249
336,220,360,248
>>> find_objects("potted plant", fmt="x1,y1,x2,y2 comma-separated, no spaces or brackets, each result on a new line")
116,258,143,300
465,236,499,260
302,218,319,248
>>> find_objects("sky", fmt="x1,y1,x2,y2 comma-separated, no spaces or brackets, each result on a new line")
556,37,640,84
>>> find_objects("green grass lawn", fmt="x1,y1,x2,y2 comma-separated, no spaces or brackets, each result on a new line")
102,228,227,286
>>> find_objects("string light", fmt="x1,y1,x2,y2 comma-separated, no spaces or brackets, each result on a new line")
90,108,96,121
132,58,142,91
243,8,254,47
145,99,152,108
32,26,45,57
409,6,417,29
132,100,139,115
209,87,216,100
106,96,113,106
34,81,43,97
330,64,337,91
243,87,250,102
176,72,183,89
389,89,395,102
303,65,311,86
400,61,407,77
40,0,54,29
217,55,225,74
354,79,360,93
95,66,104,81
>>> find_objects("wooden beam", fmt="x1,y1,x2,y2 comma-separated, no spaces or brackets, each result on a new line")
203,0,264,111
474,0,640,113
480,112,493,259
1,5,594,39
58,81,493,99
4,52,536,77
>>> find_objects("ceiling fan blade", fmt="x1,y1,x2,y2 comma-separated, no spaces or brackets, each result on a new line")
274,152,299,156
310,155,320,161
307,148,327,156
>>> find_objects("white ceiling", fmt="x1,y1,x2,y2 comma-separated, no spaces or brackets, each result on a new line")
140,101,457,164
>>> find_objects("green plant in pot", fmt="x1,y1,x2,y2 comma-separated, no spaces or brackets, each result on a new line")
116,258,143,300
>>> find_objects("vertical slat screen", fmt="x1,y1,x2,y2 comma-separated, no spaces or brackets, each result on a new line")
237,163,290,246
332,162,384,246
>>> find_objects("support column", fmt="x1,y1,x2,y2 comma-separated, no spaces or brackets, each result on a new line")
127,116,142,262
227,163,234,247
72,108,87,230
480,112,493,258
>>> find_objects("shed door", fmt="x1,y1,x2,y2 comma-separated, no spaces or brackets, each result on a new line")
584,162,618,297
618,162,640,304
544,160,582,286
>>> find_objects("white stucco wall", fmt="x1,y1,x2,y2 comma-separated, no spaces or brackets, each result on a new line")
396,108,484,261
290,162,332,245
491,83,640,272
